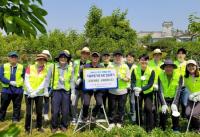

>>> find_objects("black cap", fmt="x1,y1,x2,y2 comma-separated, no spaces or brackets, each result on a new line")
139,54,149,60
8,51,18,57
113,50,123,56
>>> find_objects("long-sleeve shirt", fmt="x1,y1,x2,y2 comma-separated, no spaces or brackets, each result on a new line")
131,69,155,92
45,63,75,94
158,76,183,106
0,64,25,94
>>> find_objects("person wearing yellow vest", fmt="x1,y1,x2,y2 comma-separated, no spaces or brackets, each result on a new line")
158,59,183,132
0,51,25,122
71,47,90,125
174,48,189,118
24,54,48,133
108,51,130,130
125,52,137,123
99,52,113,118
131,54,155,132
42,50,52,121
148,48,163,126
45,51,74,133
184,60,200,133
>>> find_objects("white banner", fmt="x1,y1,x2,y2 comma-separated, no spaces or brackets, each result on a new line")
83,68,118,90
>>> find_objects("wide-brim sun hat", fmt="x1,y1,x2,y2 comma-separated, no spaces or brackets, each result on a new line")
160,59,177,69
35,54,48,61
55,51,71,62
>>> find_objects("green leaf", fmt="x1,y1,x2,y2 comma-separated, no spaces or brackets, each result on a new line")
36,0,42,5
0,0,8,6
21,0,30,5
31,20,46,33
30,4,48,16
10,0,19,4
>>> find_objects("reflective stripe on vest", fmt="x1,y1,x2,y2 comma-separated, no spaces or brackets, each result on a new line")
53,64,72,91
134,66,153,94
159,71,180,98
26,64,48,95
2,63,24,88
148,60,163,84
184,74,200,93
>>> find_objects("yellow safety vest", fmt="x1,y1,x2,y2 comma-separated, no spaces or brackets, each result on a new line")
74,59,90,82
159,71,180,98
2,63,24,88
174,60,186,77
53,63,73,91
184,74,200,93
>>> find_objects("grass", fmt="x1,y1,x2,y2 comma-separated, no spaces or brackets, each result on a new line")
0,96,199,137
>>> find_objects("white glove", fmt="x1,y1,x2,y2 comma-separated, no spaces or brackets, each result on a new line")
189,92,200,101
71,94,76,101
135,87,142,93
75,78,82,86
134,87,142,97
44,88,49,97
59,76,65,82
153,84,158,91
171,104,178,112
10,81,16,86
161,105,168,114
192,95,200,102
29,92,37,98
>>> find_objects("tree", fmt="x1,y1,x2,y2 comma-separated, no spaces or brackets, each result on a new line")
0,0,47,37
188,14,200,41
84,5,137,54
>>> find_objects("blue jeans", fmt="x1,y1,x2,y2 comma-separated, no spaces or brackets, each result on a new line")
180,87,190,107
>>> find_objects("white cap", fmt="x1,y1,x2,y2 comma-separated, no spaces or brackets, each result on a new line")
81,47,90,53
42,50,52,59
187,59,197,66
64,50,70,55
153,49,162,54
172,111,180,117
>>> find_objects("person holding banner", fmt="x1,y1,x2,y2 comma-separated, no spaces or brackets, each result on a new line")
108,51,130,129
184,60,200,133
0,52,25,122
45,51,74,133
71,47,91,125
24,54,49,133
81,52,104,122
158,59,182,132
131,54,155,132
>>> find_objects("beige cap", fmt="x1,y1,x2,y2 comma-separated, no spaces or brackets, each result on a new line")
64,50,70,55
36,54,48,61
42,50,52,59
81,47,90,53
153,49,162,54
186,59,197,66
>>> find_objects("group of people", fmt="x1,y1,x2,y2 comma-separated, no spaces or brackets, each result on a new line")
0,47,199,134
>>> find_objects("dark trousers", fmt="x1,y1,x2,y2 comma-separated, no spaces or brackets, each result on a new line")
159,99,179,131
100,90,110,114
51,90,70,129
0,92,23,121
135,92,154,131
43,97,49,114
82,91,103,118
25,96,43,131
109,93,126,124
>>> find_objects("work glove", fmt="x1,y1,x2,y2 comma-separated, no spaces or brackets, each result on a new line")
44,88,49,97
141,76,146,81
153,84,158,91
71,94,76,102
192,95,200,102
189,92,200,101
161,105,168,114
10,81,16,86
133,87,142,97
171,104,178,112
75,78,82,86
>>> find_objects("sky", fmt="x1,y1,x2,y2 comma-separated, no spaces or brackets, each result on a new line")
43,0,200,33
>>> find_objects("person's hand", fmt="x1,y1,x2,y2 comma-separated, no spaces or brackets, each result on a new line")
171,104,178,112
29,92,37,98
71,94,76,101
44,88,49,97
134,87,142,97
75,78,82,86
161,105,168,114
10,81,16,86
192,95,200,102
153,84,158,91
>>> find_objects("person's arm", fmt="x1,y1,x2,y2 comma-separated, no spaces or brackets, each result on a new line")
158,77,167,105
172,76,183,105
141,70,155,92
24,66,33,93
0,65,10,84
131,69,136,90
70,66,75,95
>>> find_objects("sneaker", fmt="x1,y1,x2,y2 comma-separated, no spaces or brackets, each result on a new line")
71,118,76,125
61,127,67,132
43,114,49,121
116,123,122,128
37,128,44,133
108,123,115,131
51,128,58,133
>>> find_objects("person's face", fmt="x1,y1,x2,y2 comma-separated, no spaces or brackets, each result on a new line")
8,56,18,65
91,55,100,63
187,64,197,74
102,55,110,63
164,65,174,75
59,55,68,64
139,58,148,69
37,59,46,66
177,51,186,61
114,54,122,64
126,55,134,64
81,51,90,61
153,53,162,61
